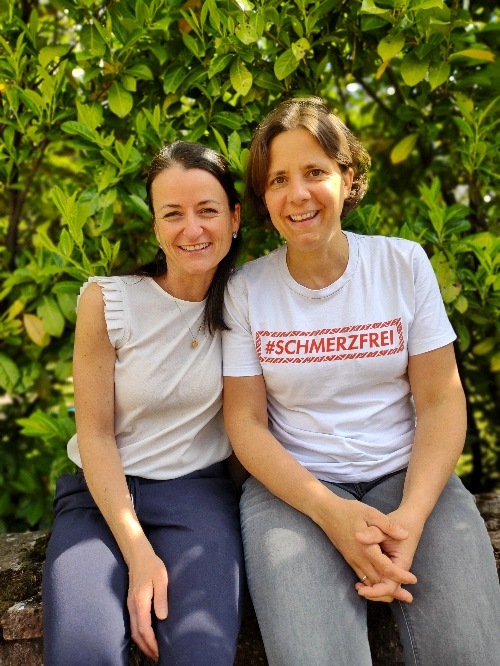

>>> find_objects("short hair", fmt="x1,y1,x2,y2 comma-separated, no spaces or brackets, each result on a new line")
245,97,371,220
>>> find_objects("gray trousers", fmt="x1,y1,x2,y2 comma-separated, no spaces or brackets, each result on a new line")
241,470,500,666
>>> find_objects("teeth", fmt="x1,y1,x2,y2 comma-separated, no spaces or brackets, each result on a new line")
180,243,210,252
290,211,317,221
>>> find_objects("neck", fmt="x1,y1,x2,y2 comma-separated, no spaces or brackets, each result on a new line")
286,232,349,290
155,269,215,302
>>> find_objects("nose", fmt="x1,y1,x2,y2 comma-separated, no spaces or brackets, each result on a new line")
286,176,311,204
183,210,204,239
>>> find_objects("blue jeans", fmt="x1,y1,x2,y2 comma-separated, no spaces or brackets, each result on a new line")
43,463,244,666
241,470,500,666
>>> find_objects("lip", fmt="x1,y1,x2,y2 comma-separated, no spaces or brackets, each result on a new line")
178,242,212,253
287,210,319,224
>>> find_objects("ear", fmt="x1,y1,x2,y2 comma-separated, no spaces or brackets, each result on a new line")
232,203,241,234
343,167,354,198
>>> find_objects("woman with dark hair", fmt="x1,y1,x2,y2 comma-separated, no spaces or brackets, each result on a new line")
42,141,244,666
223,98,500,665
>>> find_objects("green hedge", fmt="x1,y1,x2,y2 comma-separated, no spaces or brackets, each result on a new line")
0,0,499,532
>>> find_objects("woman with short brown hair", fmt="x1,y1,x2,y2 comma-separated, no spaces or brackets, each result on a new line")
223,97,500,666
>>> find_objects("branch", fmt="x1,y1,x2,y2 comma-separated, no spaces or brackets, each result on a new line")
7,139,48,270
385,66,405,105
352,72,391,116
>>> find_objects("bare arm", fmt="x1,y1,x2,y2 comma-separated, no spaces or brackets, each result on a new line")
356,342,466,601
74,282,167,661
223,374,416,597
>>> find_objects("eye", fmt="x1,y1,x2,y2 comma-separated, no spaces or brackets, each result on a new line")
269,176,286,186
163,210,182,219
309,169,324,177
199,207,219,215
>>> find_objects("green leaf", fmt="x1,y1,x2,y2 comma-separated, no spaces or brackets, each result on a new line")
37,296,65,337
51,185,68,218
400,51,429,86
108,82,133,118
360,0,392,18
126,63,153,80
213,111,243,130
163,66,187,94
208,53,234,79
291,38,310,61
182,32,203,58
228,131,241,157
17,411,61,439
235,21,258,45
39,45,71,68
428,61,450,90
450,49,496,62
56,293,77,323
454,294,468,314
377,33,405,61
230,58,252,96
80,24,106,57
61,121,96,142
390,133,418,164
274,49,300,80
0,352,19,393
24,313,50,347
472,338,496,356
411,0,443,9
254,70,283,92
128,194,150,218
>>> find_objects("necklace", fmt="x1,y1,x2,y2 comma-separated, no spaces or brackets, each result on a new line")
172,297,204,348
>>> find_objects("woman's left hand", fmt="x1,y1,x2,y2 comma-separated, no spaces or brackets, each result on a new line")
353,508,424,603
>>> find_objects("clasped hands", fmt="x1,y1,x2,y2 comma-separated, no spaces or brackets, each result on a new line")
320,499,421,604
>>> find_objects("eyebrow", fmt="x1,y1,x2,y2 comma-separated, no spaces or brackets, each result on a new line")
158,199,222,212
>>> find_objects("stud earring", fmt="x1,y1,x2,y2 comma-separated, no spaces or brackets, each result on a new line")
232,232,238,239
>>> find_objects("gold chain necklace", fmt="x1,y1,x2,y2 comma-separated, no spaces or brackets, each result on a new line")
172,298,204,349
160,273,204,348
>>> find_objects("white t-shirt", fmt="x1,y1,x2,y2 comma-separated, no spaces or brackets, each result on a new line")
68,275,231,479
222,232,456,483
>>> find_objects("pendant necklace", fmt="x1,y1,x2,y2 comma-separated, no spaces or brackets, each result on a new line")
172,297,204,348
160,272,203,348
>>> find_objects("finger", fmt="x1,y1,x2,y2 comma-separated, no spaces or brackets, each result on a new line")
356,581,414,604
355,525,386,545
153,571,169,621
128,590,159,661
365,546,417,584
367,514,408,541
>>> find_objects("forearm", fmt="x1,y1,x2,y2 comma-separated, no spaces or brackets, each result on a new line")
79,436,152,566
226,415,338,524
399,389,466,523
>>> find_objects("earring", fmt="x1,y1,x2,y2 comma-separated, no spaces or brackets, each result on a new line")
232,232,238,239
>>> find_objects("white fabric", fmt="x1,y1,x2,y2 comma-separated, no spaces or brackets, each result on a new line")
68,275,231,479
222,232,456,483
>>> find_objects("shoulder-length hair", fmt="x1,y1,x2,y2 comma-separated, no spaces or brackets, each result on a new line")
131,141,241,334
245,97,371,220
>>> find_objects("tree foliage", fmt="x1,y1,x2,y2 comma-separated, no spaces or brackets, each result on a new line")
0,0,499,531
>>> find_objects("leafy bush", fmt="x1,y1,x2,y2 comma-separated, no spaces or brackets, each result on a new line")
1,0,499,531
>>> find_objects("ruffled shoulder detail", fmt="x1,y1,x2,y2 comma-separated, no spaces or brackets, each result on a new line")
79,277,126,348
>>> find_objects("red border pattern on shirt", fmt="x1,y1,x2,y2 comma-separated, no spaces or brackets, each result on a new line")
256,318,404,364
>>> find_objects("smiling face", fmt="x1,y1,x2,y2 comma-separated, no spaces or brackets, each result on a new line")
151,165,240,287
264,128,353,257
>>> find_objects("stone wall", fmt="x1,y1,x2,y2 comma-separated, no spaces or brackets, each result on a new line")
1,493,499,666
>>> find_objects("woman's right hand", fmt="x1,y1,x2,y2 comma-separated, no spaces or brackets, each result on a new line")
315,497,417,596
127,545,169,662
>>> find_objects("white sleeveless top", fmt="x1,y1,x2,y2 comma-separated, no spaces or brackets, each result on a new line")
67,275,231,479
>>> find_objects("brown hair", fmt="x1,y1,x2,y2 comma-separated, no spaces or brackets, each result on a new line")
245,97,371,220
131,141,241,334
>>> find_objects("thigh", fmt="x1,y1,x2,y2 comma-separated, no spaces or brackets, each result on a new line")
139,472,244,666
364,471,500,666
42,474,130,666
241,476,372,666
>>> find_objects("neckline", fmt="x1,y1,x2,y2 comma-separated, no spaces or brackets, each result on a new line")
277,231,359,299
144,276,207,306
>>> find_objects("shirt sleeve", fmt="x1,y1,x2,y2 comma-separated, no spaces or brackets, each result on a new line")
407,244,457,356
222,275,263,377
78,277,127,349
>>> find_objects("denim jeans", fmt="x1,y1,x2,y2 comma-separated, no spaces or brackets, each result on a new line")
43,463,244,666
240,470,500,666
